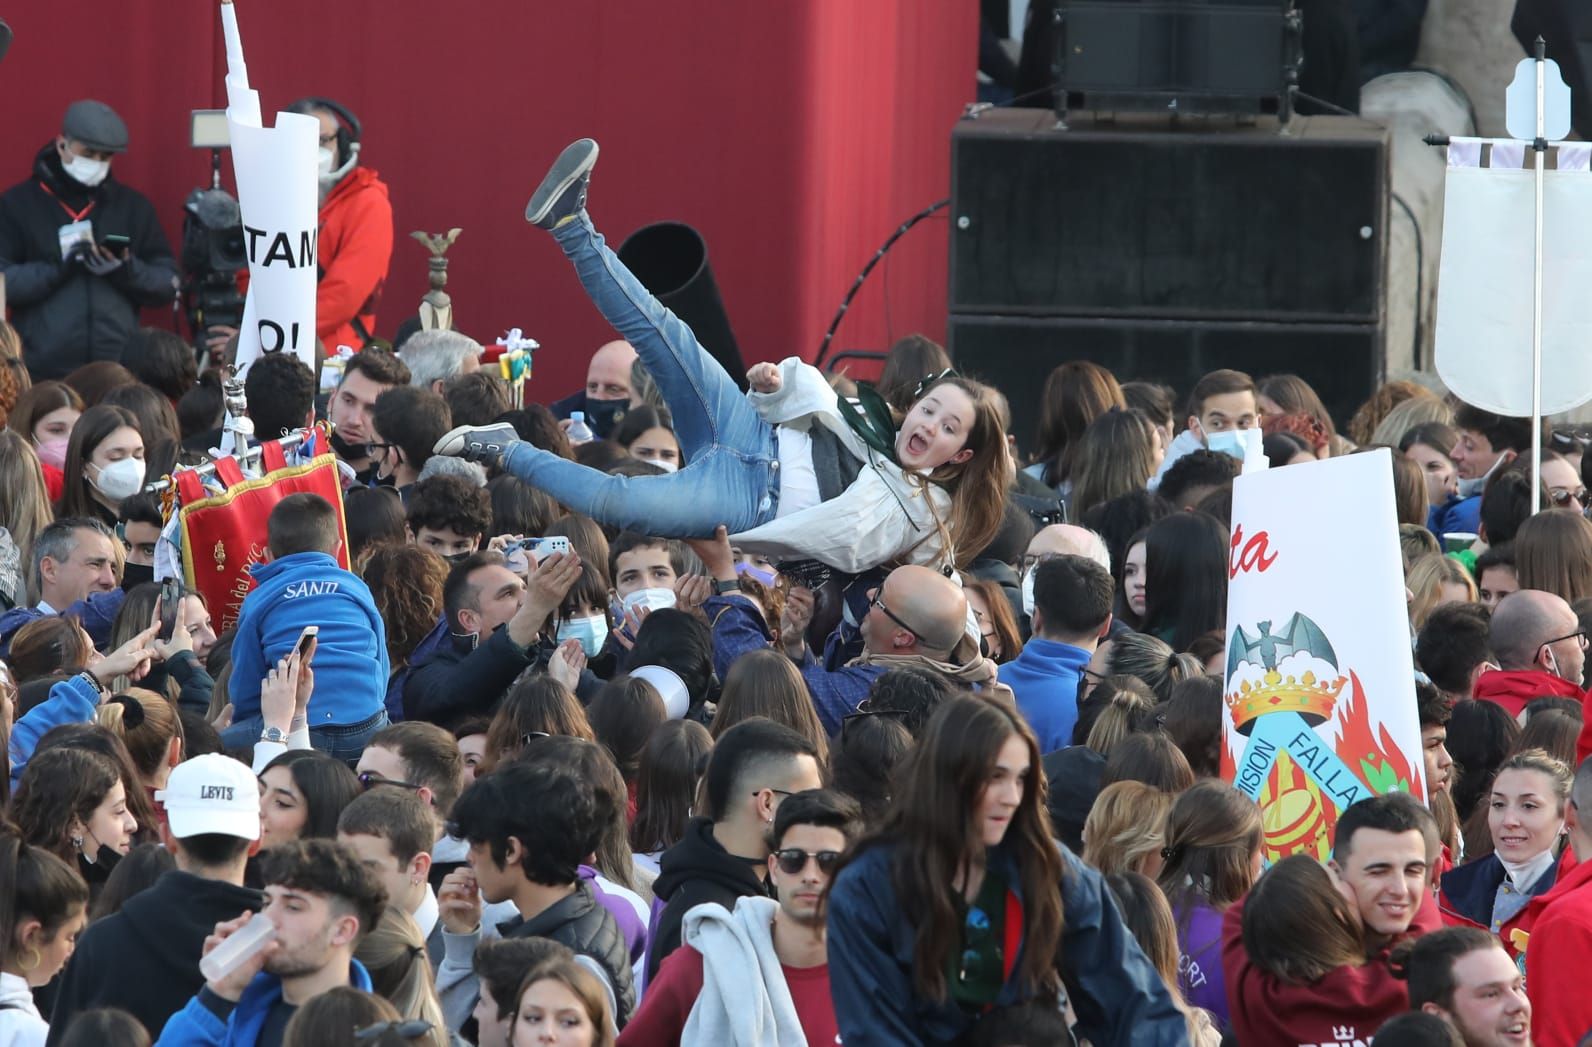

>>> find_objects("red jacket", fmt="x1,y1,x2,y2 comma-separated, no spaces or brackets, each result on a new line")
1473,669,1586,720
1222,895,1412,1047
315,167,393,353
1522,850,1592,1047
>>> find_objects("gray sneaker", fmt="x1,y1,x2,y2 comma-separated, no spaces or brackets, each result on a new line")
434,423,520,464
525,139,599,229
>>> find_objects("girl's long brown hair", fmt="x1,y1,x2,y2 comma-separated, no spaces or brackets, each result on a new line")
916,376,1013,569
842,693,1064,1003
1156,779,1262,920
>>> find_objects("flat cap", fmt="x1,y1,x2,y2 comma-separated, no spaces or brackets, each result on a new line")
62,99,128,153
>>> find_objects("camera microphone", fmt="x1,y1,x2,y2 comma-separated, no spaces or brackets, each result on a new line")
0,20,13,65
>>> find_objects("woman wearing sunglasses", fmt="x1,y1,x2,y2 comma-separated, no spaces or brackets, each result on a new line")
825,694,1185,1045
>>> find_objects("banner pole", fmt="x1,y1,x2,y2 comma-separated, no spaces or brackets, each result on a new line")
1531,36,1546,514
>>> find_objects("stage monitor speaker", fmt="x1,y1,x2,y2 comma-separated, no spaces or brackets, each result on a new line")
950,109,1389,324
618,222,747,389
1056,1,1300,119
948,313,1380,455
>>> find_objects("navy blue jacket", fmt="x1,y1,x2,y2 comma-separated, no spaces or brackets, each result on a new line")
1439,852,1559,931
827,841,1185,1045
0,587,125,656
228,552,388,727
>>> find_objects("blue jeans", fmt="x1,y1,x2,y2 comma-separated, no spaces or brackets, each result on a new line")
221,708,389,767
498,212,780,537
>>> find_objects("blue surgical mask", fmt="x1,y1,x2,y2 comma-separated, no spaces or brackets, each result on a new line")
737,563,777,587
557,614,609,657
1205,430,1245,460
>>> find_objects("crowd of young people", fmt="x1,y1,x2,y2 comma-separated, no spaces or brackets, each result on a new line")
0,136,1587,1047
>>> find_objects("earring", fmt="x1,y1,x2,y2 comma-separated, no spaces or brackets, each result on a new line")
70,835,84,853
18,947,39,972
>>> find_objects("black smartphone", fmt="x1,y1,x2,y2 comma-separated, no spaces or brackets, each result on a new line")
159,578,180,641
100,234,130,251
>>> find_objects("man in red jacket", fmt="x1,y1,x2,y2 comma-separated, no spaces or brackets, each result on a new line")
288,98,393,354
1407,928,1533,1047
1473,589,1586,721
619,789,859,1047
1521,756,1592,1046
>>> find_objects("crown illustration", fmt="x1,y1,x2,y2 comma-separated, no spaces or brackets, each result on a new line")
1332,1027,1357,1043
1226,667,1345,733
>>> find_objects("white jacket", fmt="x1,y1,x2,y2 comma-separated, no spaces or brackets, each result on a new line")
731,357,952,573
0,973,46,1047
681,895,808,1047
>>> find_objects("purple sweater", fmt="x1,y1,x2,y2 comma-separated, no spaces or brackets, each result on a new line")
1174,897,1229,1029
581,865,646,965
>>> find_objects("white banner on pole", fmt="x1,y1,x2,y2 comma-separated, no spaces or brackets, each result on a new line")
1221,450,1426,864
1435,165,1592,417
221,0,317,380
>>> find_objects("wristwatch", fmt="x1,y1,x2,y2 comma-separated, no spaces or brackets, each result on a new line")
713,578,742,594
259,726,288,744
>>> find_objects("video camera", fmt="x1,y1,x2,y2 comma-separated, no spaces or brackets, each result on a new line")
179,110,247,353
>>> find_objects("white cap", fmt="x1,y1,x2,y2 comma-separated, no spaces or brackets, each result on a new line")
630,664,690,719
155,754,261,840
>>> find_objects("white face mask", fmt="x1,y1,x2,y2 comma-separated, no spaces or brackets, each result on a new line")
89,458,145,502
622,588,677,616
640,456,678,474
317,147,337,178
63,152,110,188
1021,567,1036,619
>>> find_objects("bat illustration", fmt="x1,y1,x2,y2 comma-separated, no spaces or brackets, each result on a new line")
1227,613,1339,682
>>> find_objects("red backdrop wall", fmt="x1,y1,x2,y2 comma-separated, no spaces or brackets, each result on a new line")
0,1,975,397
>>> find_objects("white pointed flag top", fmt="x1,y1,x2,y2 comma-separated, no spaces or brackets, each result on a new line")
220,0,319,380
1434,54,1592,417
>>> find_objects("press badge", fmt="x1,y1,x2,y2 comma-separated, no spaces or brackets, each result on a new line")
58,219,93,260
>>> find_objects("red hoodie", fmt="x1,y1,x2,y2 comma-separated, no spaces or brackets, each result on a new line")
315,167,393,352
1222,896,1413,1047
1473,669,1586,720
1520,850,1592,1047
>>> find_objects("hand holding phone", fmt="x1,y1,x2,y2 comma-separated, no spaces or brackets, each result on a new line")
159,579,181,642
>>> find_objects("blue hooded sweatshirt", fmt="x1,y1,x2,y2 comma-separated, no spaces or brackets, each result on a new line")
1001,637,1092,753
155,959,372,1046
227,552,388,727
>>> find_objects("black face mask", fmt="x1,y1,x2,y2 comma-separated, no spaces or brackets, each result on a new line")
583,398,628,440
442,551,472,565
121,561,155,591
329,430,371,462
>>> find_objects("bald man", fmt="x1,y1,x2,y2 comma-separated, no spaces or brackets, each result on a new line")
700,542,999,732
1473,589,1587,721
551,339,638,439
1022,523,1111,624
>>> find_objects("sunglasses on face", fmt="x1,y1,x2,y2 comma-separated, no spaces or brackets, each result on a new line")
1549,486,1588,508
357,772,422,792
773,848,842,876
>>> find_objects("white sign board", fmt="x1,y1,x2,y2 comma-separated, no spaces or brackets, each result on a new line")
1222,450,1426,864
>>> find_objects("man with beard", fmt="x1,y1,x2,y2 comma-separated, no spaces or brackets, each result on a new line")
327,347,410,484
619,789,858,1046
1407,928,1533,1047
158,838,386,1046
0,99,177,380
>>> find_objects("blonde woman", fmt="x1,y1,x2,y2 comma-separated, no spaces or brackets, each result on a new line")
0,430,52,608
1082,781,1174,878
355,907,451,1047
1406,553,1477,633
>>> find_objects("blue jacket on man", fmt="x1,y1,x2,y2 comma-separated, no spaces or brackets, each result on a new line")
155,959,372,1046
1001,637,1092,754
827,842,1185,1045
228,552,388,728
0,587,125,656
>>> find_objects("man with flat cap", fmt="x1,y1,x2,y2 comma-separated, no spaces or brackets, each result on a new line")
0,99,178,380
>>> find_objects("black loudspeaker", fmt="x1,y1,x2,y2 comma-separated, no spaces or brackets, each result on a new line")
618,222,748,390
1056,1,1301,120
950,314,1380,455
948,108,1388,438
951,109,1388,322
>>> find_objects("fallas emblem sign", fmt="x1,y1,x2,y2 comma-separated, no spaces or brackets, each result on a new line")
1221,448,1425,864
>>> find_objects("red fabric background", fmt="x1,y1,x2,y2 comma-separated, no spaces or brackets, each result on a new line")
0,2,973,394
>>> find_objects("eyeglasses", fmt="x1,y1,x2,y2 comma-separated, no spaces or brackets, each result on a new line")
520,730,551,747
773,848,843,876
354,1020,434,1043
755,787,794,801
367,441,397,456
868,589,948,648
1550,486,1588,508
357,772,423,792
1541,629,1589,652
1018,552,1059,577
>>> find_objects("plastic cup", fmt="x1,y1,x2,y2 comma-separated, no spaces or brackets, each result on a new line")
199,911,276,983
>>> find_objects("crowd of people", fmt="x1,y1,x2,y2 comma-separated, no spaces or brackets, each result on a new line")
1,105,1592,1047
